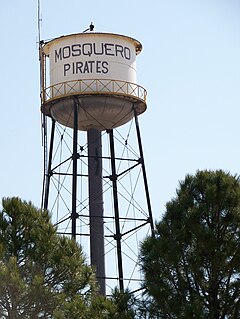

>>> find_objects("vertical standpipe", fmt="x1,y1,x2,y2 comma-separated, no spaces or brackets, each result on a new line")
88,129,105,295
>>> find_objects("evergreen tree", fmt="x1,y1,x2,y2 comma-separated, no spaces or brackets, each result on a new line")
140,170,240,319
111,288,136,318
0,197,115,318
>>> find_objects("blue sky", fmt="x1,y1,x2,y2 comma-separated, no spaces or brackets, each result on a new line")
0,0,240,220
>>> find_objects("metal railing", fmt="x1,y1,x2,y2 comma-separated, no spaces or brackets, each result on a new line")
42,79,147,104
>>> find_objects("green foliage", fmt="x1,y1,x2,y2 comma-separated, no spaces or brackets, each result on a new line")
53,292,117,319
135,293,162,318
0,197,99,318
110,288,136,318
140,170,240,319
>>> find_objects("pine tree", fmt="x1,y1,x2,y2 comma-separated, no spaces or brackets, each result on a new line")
140,170,240,318
0,197,110,318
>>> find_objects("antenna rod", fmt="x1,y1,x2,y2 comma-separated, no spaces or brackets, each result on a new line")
37,0,42,47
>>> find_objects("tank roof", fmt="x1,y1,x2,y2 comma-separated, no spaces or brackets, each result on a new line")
43,32,143,55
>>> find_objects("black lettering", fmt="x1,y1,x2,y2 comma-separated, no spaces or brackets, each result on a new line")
72,44,81,56
88,61,94,73
93,43,104,55
83,61,89,73
62,46,71,59
102,61,109,74
63,63,70,76
55,48,62,62
76,61,83,74
82,43,92,56
105,43,114,56
124,47,131,60
115,45,124,58
55,43,132,63
96,61,101,73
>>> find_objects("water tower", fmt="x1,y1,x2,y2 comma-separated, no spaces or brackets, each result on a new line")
40,29,154,295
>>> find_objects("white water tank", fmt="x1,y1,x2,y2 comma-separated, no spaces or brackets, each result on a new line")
41,32,147,131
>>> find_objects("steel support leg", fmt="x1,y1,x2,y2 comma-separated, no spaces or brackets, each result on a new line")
108,129,124,291
43,118,55,210
133,107,155,234
72,100,79,240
